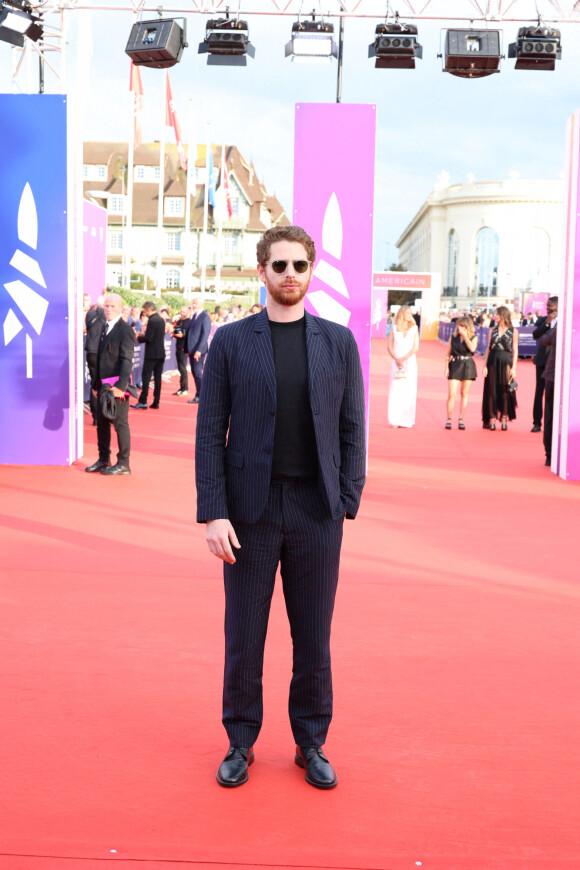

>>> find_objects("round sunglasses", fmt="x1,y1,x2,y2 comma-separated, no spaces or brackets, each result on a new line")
266,259,312,274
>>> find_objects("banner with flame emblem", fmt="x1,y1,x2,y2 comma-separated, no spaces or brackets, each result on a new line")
294,103,375,433
0,95,71,465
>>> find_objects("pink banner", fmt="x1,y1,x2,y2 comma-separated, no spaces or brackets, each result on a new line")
373,272,431,289
558,111,580,480
294,103,376,427
522,292,549,316
83,201,107,302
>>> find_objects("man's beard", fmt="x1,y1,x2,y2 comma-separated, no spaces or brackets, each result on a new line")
265,276,309,307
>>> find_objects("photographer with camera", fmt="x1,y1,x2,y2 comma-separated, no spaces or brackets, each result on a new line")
172,305,192,396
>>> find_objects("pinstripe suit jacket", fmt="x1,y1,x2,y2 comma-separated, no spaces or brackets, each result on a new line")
195,308,366,524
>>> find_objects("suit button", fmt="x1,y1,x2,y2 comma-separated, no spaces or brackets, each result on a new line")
264,448,271,455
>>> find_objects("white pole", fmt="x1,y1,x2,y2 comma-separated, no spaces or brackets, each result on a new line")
156,71,167,298
125,94,135,293
215,142,225,299
200,123,211,296
183,98,195,300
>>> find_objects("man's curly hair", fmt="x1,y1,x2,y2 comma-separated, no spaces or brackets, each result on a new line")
256,226,316,267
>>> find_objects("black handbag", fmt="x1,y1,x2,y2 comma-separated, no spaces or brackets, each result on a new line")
99,385,117,422
507,379,518,393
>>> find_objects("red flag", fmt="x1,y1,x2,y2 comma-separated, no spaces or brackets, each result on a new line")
221,144,233,219
129,61,144,150
166,73,187,172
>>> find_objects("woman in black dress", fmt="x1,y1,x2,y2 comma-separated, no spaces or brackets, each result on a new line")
445,316,478,429
481,306,518,431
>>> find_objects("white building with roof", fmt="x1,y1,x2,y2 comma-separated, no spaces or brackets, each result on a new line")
83,142,288,293
395,173,563,309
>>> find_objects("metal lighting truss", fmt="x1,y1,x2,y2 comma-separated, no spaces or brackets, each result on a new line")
8,0,580,89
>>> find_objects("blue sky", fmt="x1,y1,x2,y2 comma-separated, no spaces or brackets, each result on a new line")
2,7,580,268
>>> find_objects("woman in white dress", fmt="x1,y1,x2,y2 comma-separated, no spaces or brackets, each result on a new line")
387,305,419,428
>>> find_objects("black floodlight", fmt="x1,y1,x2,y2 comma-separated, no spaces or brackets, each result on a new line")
508,25,561,70
442,29,502,78
369,22,422,69
125,18,187,68
198,18,255,66
0,0,43,47
285,20,338,63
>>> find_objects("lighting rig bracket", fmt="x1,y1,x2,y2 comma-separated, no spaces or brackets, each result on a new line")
440,27,503,78
125,16,187,68
368,20,422,69
285,15,338,62
198,9,255,66
0,0,43,47
508,21,561,71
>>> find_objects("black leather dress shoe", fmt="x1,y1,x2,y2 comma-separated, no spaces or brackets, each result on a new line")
100,463,131,475
188,396,200,404
216,746,254,787
149,404,159,409
85,460,111,473
531,425,542,433
295,746,338,789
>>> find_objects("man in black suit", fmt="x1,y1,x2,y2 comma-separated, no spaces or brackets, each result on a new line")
85,293,135,476
172,305,191,396
531,297,558,432
132,301,166,409
186,297,211,404
195,226,366,790
84,295,106,425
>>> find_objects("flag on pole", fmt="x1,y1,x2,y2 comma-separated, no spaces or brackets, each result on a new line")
129,61,144,150
207,145,216,208
220,144,233,219
165,73,187,172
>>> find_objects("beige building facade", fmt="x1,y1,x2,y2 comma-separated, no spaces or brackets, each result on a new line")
83,142,288,294
396,174,563,309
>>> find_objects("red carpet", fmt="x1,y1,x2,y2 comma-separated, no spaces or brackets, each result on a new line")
0,340,578,870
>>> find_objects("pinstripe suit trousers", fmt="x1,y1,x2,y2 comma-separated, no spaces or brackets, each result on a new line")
223,480,344,749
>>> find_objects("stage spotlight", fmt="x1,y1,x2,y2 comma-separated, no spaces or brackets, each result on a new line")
125,18,187,68
508,25,561,70
441,29,502,78
198,18,255,66
368,22,422,69
285,20,338,64
0,0,43,47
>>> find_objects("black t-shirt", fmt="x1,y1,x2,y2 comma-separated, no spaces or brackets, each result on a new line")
269,317,318,481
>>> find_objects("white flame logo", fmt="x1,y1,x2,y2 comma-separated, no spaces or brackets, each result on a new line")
3,184,49,378
308,193,351,327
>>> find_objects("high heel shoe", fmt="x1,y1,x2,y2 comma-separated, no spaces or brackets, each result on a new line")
458,418,465,430
489,422,496,431
501,419,508,431
445,418,452,430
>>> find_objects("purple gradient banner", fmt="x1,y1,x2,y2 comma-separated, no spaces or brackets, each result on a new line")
0,96,70,465
293,103,375,431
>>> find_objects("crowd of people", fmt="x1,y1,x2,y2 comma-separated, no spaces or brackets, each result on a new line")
84,290,559,475
385,299,559,468
82,292,266,475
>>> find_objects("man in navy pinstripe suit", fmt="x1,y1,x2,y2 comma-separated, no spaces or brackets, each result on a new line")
195,226,366,789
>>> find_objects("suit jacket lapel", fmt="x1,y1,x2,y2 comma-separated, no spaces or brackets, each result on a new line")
102,319,122,350
252,308,276,403
305,310,325,389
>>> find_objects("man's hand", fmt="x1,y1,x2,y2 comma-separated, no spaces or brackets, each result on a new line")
91,389,98,398
193,351,202,361
206,519,241,564
112,387,126,399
